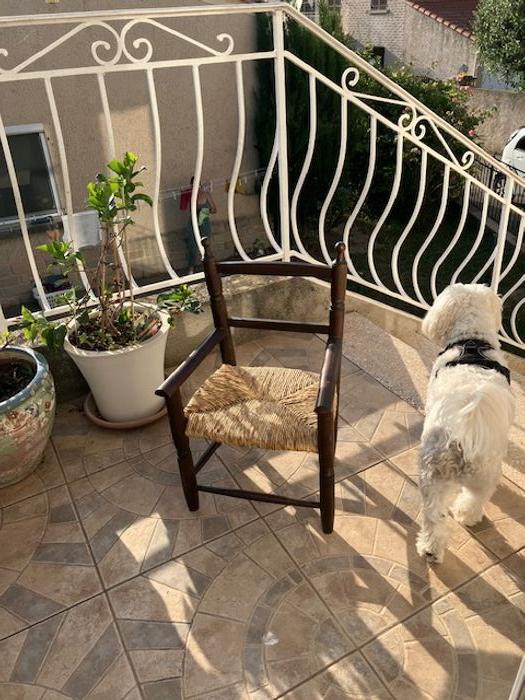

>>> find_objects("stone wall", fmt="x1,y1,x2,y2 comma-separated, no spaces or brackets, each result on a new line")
469,89,525,156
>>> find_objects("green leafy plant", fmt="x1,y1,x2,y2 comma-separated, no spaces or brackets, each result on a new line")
474,0,525,89
21,152,202,352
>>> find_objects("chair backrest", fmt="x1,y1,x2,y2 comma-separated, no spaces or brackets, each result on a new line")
201,238,348,366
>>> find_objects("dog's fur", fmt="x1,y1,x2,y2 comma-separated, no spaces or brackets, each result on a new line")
416,283,515,563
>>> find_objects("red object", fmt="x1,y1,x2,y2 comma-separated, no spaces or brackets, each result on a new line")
180,188,192,211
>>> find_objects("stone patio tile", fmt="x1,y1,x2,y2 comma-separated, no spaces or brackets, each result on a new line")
217,425,383,511
467,480,525,559
363,559,525,699
337,370,424,458
0,443,64,508
0,485,101,640
0,593,139,699
266,461,499,647
390,449,525,559
282,651,391,699
109,521,354,698
67,442,258,588
51,399,173,482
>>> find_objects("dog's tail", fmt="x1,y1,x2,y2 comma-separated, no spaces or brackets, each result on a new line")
452,380,514,463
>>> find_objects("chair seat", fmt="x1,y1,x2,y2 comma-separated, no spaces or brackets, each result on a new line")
184,364,320,452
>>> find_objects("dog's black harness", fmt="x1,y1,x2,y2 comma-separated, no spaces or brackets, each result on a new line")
437,337,510,384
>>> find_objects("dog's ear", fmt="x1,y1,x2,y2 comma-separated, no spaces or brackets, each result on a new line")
421,290,456,344
487,289,503,327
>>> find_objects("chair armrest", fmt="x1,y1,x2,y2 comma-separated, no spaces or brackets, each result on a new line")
315,339,342,414
156,328,224,399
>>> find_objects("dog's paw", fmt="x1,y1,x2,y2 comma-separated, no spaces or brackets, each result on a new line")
416,531,444,564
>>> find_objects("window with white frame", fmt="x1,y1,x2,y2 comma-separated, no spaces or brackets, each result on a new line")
370,0,388,11
0,125,59,225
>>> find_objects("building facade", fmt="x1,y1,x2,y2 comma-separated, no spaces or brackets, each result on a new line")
339,0,479,81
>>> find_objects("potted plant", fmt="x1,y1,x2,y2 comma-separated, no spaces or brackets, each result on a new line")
22,152,202,426
0,335,55,485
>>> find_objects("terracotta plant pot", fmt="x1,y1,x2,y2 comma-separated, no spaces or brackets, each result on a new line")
0,347,55,486
64,305,170,423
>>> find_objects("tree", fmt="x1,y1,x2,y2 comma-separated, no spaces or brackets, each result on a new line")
474,0,525,89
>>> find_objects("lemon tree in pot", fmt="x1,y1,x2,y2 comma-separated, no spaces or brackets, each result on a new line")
22,152,202,426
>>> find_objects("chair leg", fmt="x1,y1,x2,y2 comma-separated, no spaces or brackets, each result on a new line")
166,390,199,511
319,452,335,533
318,413,336,534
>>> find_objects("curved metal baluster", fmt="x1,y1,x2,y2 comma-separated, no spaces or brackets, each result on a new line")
368,134,404,287
227,61,251,261
45,77,93,297
451,188,489,285
500,215,525,282
510,296,525,344
472,249,496,284
392,148,427,296
290,73,318,263
97,73,138,288
430,179,471,299
0,112,50,311
412,165,450,305
498,216,525,341
471,191,504,284
343,114,377,279
259,125,281,253
146,68,179,278
318,96,348,264
189,64,206,260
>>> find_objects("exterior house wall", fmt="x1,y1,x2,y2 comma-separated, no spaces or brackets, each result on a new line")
469,89,525,156
340,0,477,78
0,0,265,315
402,8,478,79
340,0,407,65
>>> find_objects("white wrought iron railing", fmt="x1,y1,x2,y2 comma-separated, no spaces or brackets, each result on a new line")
1,3,525,350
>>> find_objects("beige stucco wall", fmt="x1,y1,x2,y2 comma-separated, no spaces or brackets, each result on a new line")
469,89,525,156
0,0,267,314
403,7,477,80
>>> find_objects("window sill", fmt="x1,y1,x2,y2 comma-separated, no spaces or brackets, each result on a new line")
369,9,390,14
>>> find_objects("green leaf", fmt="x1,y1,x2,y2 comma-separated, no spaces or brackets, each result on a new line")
107,159,125,175
132,193,153,206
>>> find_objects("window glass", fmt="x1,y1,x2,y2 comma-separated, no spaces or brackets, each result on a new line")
515,136,525,152
371,0,388,10
0,132,57,221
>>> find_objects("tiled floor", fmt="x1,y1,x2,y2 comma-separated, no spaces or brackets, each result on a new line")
0,333,523,699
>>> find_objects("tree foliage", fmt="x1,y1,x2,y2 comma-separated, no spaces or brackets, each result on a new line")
474,0,525,89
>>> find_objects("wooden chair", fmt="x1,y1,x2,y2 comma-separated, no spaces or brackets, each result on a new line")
156,239,347,533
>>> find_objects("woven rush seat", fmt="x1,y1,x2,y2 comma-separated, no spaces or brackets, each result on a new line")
184,364,320,452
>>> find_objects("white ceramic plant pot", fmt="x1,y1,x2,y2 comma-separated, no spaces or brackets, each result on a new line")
64,306,170,423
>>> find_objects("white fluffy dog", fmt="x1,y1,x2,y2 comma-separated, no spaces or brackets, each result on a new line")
417,283,515,563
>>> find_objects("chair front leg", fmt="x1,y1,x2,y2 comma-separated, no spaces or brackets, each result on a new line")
318,411,336,534
165,388,199,511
